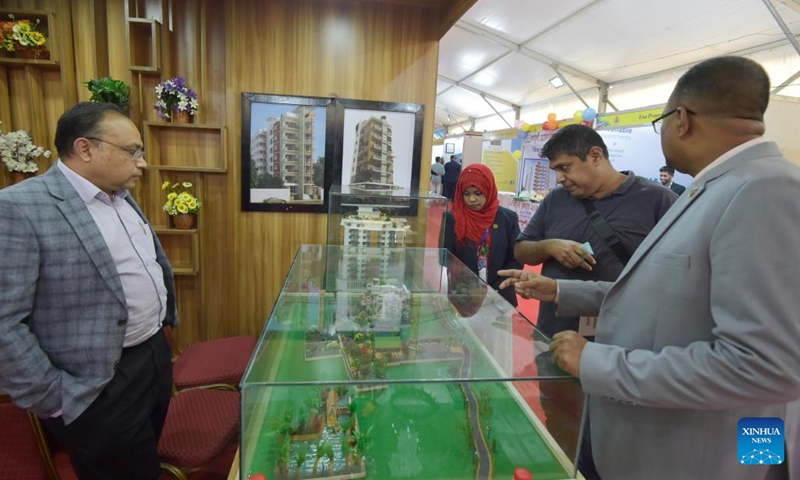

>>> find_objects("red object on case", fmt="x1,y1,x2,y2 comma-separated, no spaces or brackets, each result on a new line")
514,467,534,480
248,474,267,480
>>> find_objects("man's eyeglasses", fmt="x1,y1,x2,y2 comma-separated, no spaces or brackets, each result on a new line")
85,137,145,160
652,107,696,134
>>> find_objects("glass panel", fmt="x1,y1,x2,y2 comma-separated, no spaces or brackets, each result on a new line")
241,245,584,480
326,186,448,249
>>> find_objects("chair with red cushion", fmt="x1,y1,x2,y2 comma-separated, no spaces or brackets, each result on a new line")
164,327,256,391
0,402,59,480
158,388,239,480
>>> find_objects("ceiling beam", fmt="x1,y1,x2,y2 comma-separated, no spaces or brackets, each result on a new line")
443,85,600,130
522,0,609,45
763,0,800,94
437,50,516,98
438,74,519,108
455,20,601,85
611,38,795,87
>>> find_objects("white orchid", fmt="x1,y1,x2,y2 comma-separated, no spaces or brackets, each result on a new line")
0,121,51,173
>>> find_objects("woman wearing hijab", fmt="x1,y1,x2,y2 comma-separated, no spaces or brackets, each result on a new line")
444,164,522,307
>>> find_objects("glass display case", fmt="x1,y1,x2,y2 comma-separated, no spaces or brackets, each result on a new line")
326,186,448,249
241,245,585,480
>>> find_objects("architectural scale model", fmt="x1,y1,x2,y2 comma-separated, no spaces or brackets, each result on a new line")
243,247,581,480
340,206,410,249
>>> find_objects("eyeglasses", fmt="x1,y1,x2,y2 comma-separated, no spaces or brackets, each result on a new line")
652,107,697,134
85,137,145,160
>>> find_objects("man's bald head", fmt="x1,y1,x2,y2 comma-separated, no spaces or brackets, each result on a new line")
670,56,770,121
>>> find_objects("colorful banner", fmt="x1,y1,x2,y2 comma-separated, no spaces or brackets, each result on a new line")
483,128,521,141
596,107,664,129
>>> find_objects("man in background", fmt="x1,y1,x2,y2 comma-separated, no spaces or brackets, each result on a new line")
430,155,445,195
501,56,800,480
442,154,461,201
659,165,686,194
0,102,177,480
514,124,676,478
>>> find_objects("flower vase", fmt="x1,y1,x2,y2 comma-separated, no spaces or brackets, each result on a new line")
12,172,33,184
15,49,49,60
172,213,196,230
172,109,192,124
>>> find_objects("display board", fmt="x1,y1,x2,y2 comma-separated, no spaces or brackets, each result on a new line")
597,126,693,187
480,130,524,193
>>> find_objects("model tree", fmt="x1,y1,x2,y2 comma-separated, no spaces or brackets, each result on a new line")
295,445,307,476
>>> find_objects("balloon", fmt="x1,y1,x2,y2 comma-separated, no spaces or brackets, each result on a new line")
581,120,593,126
517,130,526,140
547,112,557,123
513,150,522,159
546,120,559,130
573,110,583,122
541,122,551,131
582,108,597,121
521,122,531,132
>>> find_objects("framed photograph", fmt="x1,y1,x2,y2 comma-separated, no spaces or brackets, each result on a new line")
445,142,455,154
332,99,424,193
241,93,335,212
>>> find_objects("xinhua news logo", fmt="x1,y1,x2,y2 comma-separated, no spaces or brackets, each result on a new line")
738,417,784,465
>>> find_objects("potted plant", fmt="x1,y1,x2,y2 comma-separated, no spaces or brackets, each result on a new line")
0,120,52,184
84,76,131,112
154,77,198,123
162,180,202,229
0,14,49,59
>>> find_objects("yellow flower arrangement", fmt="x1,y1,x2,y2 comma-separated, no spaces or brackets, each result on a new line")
0,14,48,54
162,180,201,216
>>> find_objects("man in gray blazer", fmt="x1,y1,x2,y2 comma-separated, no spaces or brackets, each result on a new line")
0,102,177,480
500,56,800,479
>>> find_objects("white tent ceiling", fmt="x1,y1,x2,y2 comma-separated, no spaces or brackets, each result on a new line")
436,0,800,133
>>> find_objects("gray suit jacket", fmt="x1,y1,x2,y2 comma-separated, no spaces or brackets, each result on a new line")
0,166,177,425
558,142,800,480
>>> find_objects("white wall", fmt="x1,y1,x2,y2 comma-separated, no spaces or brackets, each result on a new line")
765,96,800,165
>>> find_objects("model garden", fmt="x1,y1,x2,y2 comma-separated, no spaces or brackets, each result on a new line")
241,282,578,480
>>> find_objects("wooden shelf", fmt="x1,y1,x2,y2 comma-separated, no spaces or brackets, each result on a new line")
143,122,227,172
0,9,59,65
153,227,199,276
0,57,59,67
127,18,161,72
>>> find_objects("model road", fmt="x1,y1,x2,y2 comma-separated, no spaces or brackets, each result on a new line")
460,344,492,480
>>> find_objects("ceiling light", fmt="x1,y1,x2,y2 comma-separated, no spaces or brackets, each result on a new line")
549,76,565,89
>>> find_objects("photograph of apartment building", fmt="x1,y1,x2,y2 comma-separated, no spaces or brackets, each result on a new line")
250,104,325,201
348,115,398,190
341,108,417,192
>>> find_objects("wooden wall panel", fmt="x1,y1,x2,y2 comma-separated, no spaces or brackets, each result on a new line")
225,0,441,341
1,0,473,349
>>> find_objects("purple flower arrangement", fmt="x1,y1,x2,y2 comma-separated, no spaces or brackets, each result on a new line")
154,77,199,120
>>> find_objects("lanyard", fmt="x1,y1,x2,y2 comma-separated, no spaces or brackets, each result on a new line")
478,227,490,258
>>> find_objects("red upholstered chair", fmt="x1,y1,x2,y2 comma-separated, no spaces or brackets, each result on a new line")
163,326,256,391
0,402,59,480
158,388,240,480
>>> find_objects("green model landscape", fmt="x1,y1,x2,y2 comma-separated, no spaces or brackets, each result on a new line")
241,293,573,480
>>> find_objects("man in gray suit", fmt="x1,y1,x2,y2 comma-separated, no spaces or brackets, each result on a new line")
499,56,800,479
0,102,177,480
